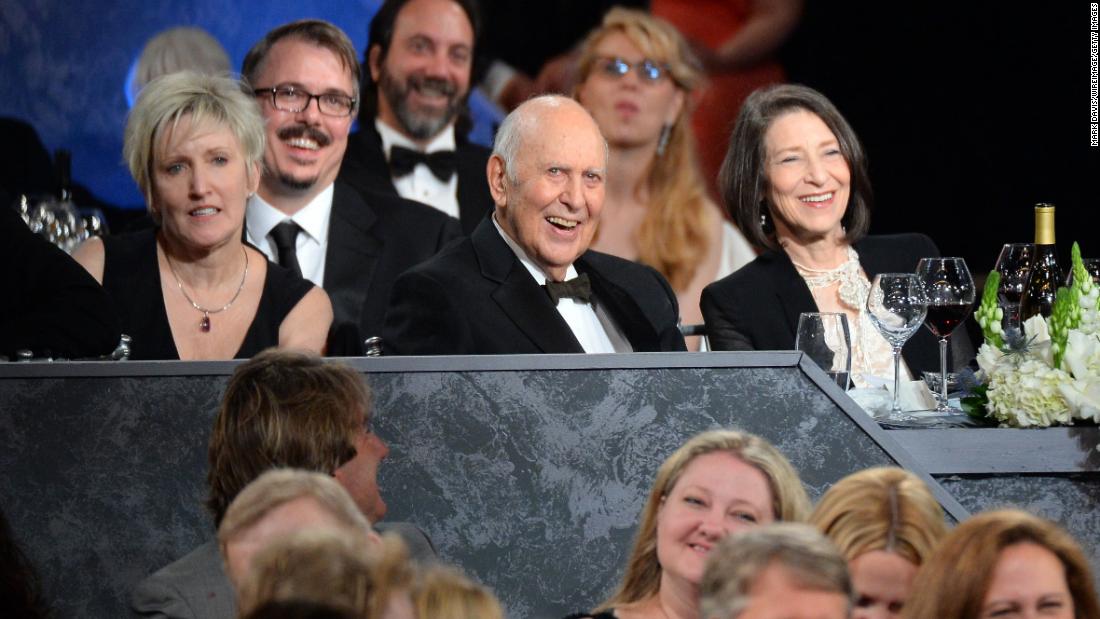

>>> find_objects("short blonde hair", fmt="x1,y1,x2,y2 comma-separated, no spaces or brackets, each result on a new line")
809,467,947,565
413,564,505,619
598,429,811,610
236,527,376,617
904,509,1100,619
217,469,372,551
700,523,852,619
123,71,264,209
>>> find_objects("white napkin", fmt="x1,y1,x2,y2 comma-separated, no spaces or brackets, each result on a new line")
848,376,938,417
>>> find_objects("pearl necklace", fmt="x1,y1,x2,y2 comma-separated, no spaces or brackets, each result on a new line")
164,247,249,332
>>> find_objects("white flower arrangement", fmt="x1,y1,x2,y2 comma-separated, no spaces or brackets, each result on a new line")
973,243,1100,427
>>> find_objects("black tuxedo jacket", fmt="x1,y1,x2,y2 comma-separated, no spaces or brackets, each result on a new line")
701,234,973,373
340,122,494,235
323,182,461,355
381,218,687,355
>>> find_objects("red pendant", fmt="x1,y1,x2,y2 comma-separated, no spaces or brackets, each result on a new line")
200,314,211,332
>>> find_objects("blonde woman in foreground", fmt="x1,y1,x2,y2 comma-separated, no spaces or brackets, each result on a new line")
565,429,810,619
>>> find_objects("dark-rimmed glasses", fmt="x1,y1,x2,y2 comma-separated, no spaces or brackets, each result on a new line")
597,56,670,83
254,86,356,117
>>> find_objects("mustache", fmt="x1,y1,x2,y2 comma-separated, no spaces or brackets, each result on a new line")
408,75,458,98
276,124,332,147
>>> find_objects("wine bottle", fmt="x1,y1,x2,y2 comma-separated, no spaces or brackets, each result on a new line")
1019,204,1063,320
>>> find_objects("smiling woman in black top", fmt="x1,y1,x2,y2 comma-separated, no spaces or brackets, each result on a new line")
701,84,970,383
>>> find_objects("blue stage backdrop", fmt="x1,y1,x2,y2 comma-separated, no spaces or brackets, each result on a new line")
0,0,383,208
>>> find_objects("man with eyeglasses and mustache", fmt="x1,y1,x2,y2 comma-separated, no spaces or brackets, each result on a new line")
242,19,459,355
340,0,494,235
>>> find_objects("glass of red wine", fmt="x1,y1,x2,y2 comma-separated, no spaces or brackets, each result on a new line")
916,257,976,413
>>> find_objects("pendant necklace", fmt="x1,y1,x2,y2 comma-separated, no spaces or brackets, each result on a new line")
165,246,249,332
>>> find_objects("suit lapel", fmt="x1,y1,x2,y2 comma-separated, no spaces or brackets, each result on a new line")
471,222,583,353
766,250,818,339
324,184,382,329
575,255,661,351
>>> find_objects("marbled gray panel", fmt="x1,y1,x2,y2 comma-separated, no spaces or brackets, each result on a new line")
370,367,896,618
1,375,226,617
0,359,959,618
938,475,1100,584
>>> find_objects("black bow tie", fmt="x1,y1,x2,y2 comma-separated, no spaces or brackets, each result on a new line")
544,273,592,305
389,145,457,181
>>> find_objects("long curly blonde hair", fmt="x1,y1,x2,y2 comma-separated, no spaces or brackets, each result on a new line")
575,8,712,292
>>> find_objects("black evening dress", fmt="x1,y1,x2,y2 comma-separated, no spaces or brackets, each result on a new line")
100,229,314,360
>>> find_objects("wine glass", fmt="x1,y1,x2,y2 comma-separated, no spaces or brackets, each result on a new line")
1065,258,1100,286
795,312,852,390
994,243,1033,330
916,257,976,413
866,273,929,417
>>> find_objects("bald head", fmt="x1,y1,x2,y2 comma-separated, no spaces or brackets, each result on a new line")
492,95,607,184
486,95,608,281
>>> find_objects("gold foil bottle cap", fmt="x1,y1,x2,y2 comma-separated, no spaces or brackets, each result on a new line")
1034,203,1055,245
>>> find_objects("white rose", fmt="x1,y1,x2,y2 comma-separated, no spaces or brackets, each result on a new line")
1062,330,1100,380
1060,379,1100,423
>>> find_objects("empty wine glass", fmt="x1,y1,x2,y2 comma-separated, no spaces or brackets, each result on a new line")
795,312,852,390
916,257,976,413
866,273,928,417
994,243,1033,330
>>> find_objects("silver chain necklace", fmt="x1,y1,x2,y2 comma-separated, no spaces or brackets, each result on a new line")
164,246,249,333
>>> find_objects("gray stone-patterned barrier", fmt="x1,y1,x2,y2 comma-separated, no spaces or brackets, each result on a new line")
1,352,1091,618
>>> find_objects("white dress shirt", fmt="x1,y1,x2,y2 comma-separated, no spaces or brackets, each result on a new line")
376,118,461,220
492,217,631,353
245,185,334,287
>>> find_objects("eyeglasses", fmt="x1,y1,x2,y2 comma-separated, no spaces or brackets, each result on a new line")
597,56,670,83
254,86,356,117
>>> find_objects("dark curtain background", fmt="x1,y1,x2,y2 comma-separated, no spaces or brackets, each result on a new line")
781,1,1098,274
1,1,1095,273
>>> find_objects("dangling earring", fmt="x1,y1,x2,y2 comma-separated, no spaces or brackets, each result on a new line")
655,123,671,157
760,209,773,233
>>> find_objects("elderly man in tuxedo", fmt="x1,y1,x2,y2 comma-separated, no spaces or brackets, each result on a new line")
382,95,686,355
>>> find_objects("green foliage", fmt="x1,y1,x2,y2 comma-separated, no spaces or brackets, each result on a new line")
1050,287,1074,368
1050,242,1090,368
975,270,1004,349
960,383,989,419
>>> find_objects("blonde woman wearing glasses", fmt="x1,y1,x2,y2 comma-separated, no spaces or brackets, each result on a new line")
574,9,756,350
